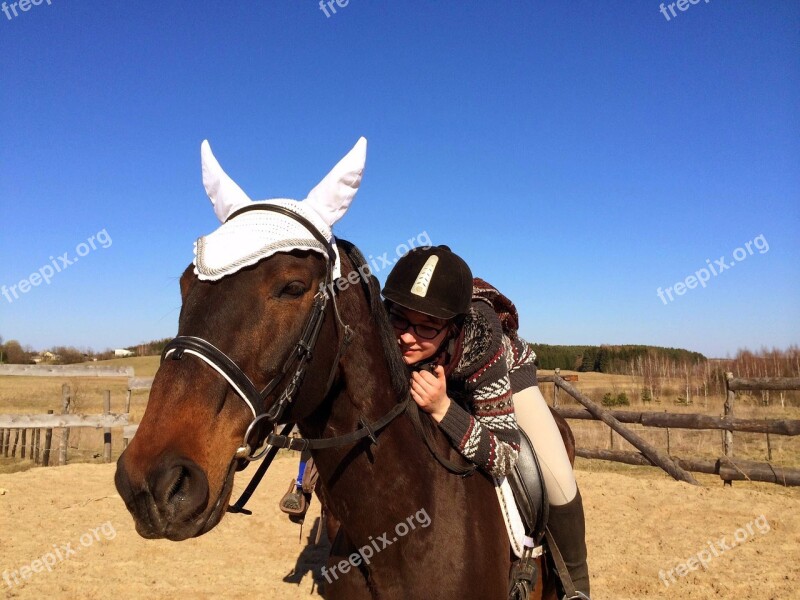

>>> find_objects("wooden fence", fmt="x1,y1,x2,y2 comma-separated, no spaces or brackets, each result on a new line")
0,364,134,377
0,384,129,466
541,369,800,486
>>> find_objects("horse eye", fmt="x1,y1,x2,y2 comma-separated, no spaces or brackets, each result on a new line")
280,281,307,298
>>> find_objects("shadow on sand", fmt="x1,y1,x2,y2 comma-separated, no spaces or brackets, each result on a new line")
282,516,332,597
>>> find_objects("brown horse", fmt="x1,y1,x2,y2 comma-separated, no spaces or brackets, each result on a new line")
114,141,572,600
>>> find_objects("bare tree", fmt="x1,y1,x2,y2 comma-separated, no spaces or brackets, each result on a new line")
3,340,29,364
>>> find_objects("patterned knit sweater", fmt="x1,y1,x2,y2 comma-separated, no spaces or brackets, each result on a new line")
437,299,538,478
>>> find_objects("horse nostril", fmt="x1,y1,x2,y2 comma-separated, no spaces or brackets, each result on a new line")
166,466,189,503
149,457,209,522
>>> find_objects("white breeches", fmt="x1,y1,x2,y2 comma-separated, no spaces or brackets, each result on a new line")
513,385,577,506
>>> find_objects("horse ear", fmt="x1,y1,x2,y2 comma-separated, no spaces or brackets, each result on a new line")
201,140,252,222
305,137,367,228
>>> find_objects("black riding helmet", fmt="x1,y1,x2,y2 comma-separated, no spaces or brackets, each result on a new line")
382,245,473,320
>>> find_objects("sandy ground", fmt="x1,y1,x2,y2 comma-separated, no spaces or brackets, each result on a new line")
1,456,798,600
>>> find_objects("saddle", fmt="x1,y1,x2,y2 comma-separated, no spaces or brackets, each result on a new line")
508,428,549,545
503,429,549,600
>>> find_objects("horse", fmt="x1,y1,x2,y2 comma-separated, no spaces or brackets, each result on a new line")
114,138,573,599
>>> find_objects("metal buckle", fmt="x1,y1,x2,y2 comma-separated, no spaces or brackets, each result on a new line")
358,415,378,446
288,437,310,452
236,414,273,461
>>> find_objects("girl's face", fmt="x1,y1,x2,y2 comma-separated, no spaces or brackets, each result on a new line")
388,305,450,365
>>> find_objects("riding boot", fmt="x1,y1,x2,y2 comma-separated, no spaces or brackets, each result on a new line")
546,487,590,599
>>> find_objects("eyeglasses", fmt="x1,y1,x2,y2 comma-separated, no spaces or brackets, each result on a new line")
388,312,446,340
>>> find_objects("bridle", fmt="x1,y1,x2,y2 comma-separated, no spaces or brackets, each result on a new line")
162,204,350,459
160,203,409,510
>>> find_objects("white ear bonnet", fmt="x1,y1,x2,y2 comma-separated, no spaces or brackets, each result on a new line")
193,137,367,281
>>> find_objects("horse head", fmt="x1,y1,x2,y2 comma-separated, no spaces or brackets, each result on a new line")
114,137,366,541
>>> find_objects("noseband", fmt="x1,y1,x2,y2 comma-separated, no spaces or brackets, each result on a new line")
162,203,352,461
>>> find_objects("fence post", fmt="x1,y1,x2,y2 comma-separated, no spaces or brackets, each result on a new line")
59,383,71,466
1,428,8,457
43,410,54,467
34,428,41,464
103,390,112,463
723,372,735,486
723,372,735,456
765,417,773,461
11,429,19,458
553,369,560,407
20,429,27,459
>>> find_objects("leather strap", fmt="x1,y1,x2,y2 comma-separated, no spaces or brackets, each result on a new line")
226,203,336,262
544,527,579,599
230,402,409,514
162,336,263,418
404,397,477,477
228,422,295,514
266,400,409,451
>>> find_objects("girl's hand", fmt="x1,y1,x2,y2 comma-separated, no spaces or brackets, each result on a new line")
410,366,450,422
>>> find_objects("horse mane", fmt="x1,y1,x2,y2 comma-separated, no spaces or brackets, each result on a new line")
336,238,410,400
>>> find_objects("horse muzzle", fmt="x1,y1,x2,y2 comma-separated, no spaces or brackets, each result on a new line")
115,451,220,541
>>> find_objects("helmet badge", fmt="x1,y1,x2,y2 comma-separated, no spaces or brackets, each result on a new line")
410,255,439,298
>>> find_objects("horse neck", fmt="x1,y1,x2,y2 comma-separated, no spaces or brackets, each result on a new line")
294,257,433,504
299,289,402,440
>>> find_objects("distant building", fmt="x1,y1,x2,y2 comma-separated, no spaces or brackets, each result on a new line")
31,351,58,364
114,349,134,357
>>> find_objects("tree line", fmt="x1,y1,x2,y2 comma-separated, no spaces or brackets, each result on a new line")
531,343,799,407
530,343,706,374
0,335,174,364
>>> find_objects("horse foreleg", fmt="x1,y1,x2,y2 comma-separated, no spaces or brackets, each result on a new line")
314,487,342,544
323,528,373,600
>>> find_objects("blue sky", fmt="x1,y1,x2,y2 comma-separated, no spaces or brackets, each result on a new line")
1,1,798,358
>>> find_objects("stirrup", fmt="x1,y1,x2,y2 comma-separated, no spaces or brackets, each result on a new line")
508,560,537,600
279,479,308,519
562,593,590,600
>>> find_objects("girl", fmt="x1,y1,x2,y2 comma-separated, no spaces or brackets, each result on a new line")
381,245,591,600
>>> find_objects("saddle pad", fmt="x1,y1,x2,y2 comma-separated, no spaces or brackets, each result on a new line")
495,476,526,558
